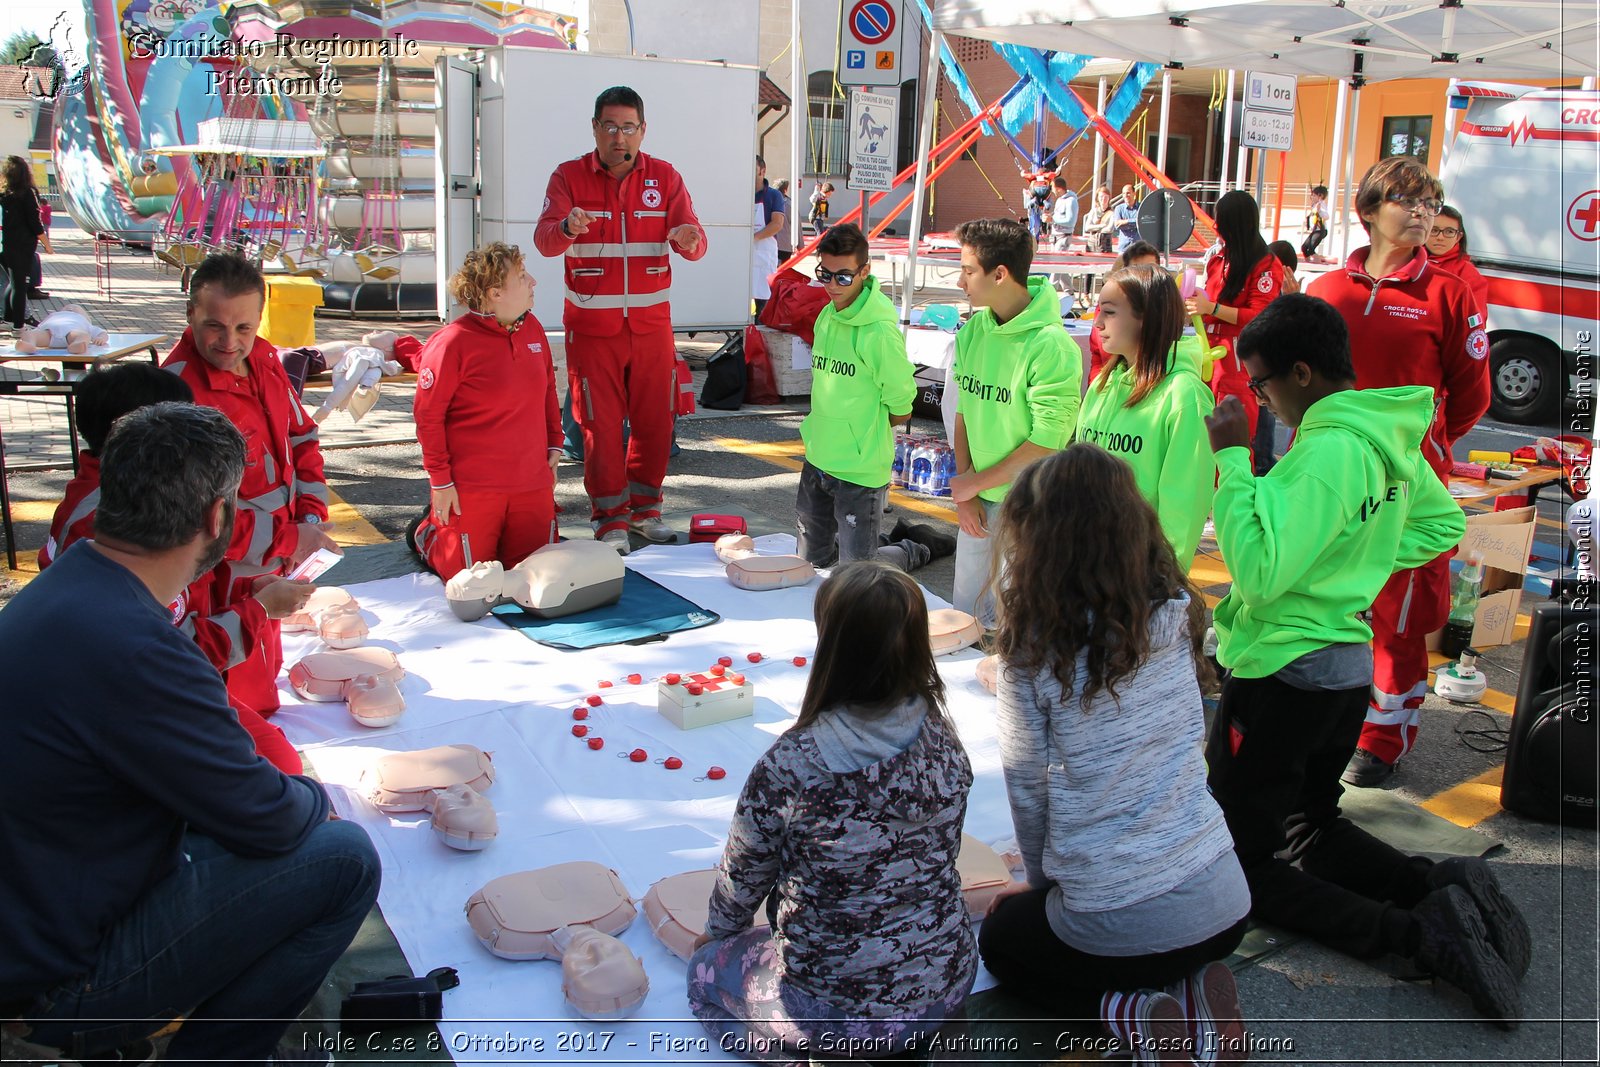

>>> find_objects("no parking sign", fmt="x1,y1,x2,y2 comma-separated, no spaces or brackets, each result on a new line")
837,0,904,88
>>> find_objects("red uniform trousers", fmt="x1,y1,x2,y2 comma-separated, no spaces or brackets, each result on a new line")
1360,552,1452,763
225,618,285,719
1210,342,1260,454
567,327,676,535
416,487,557,577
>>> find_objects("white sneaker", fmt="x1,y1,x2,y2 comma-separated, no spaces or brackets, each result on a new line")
628,516,675,543
599,529,631,555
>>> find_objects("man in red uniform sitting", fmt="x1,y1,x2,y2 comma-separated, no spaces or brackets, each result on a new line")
163,253,340,719
535,85,707,555
1308,157,1488,786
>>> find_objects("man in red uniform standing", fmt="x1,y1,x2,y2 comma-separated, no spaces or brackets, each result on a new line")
535,85,707,554
164,253,340,718
1308,157,1488,786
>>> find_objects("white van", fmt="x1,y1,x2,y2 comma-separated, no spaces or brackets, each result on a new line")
1439,81,1599,427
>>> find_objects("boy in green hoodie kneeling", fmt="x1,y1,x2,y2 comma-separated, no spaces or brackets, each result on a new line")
1204,294,1529,1027
948,219,1081,623
797,224,946,571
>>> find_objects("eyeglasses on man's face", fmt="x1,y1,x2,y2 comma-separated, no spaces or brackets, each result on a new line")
1385,193,1444,217
596,122,642,137
1247,369,1283,398
1429,226,1462,239
814,265,859,286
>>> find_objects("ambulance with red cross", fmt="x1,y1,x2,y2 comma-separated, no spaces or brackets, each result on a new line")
1440,81,1599,427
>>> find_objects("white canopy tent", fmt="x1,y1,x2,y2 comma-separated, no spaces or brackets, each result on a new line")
893,0,1596,314
930,1,1597,83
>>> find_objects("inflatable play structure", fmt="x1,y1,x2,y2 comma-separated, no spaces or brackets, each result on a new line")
50,0,573,313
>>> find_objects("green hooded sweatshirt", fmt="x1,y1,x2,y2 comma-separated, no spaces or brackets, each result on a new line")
801,274,917,488
1212,386,1466,680
1076,335,1214,569
954,276,1082,502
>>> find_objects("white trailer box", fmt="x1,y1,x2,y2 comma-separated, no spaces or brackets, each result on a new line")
438,47,759,332
1440,83,1600,428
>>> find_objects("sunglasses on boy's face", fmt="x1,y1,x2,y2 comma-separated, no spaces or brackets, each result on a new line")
814,265,859,286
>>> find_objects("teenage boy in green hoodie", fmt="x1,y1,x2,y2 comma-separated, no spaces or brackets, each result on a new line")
1204,294,1529,1027
796,224,947,571
948,218,1081,622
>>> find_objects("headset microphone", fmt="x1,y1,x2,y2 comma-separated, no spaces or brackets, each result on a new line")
622,152,633,161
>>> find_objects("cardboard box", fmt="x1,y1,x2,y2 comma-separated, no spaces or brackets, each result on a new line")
1427,505,1536,651
755,326,812,399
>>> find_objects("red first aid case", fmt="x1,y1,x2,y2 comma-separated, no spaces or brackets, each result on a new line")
689,514,747,544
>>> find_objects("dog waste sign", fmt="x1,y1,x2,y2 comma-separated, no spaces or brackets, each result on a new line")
847,89,897,192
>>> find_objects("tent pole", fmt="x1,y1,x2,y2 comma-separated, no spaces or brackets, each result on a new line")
1272,149,1287,240
1338,87,1363,260
1219,70,1236,195
1236,141,1248,191
1155,70,1171,176
790,0,804,256
901,26,943,326
1326,79,1348,259
1093,77,1108,189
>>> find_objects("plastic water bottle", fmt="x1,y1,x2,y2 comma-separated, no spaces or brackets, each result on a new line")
934,445,954,497
910,443,934,495
1440,553,1485,658
892,435,908,489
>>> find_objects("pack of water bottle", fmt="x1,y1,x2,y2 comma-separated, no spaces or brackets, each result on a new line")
892,433,956,497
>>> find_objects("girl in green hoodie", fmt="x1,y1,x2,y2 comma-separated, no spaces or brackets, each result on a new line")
1076,265,1215,569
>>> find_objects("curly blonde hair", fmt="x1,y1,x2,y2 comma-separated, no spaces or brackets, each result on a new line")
449,242,524,312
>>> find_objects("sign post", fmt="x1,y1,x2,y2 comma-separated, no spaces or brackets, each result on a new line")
848,87,898,200
1240,70,1297,152
836,0,905,88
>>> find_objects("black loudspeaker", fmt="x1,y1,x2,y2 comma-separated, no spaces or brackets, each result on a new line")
1500,597,1600,823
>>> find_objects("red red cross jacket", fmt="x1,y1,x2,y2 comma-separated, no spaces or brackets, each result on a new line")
164,330,329,580
38,464,267,679
534,150,707,337
37,452,98,571
1426,245,1491,325
1307,246,1490,479
1203,250,1286,354
413,311,563,492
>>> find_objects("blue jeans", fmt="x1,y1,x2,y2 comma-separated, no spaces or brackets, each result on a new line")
951,499,1002,628
21,821,380,1063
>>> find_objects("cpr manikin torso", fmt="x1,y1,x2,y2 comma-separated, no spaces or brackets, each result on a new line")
444,541,625,621
14,304,110,354
713,534,817,591
289,646,405,727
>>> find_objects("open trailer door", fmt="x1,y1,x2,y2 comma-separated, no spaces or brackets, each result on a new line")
435,55,480,321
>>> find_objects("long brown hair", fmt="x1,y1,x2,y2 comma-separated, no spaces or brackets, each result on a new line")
793,561,950,731
0,155,36,198
993,445,1211,705
1092,264,1184,407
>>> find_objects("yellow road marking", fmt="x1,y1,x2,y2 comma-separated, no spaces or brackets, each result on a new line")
326,486,387,546
713,436,958,523
1421,765,1506,828
3,487,384,583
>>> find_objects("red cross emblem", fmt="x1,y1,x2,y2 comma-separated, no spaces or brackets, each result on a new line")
1567,190,1600,242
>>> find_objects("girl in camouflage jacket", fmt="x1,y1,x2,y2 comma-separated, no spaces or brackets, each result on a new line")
688,562,977,1065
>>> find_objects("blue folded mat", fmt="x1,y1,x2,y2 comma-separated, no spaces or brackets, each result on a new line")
490,570,720,650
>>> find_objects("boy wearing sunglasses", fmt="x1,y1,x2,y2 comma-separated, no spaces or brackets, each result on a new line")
794,224,923,569
1202,294,1526,1028
1307,156,1488,787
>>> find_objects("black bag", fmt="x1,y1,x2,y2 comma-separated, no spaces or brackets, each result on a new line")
1500,600,1599,824
340,966,459,1035
699,332,746,410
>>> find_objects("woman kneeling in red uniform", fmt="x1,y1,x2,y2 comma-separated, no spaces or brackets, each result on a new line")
411,243,564,577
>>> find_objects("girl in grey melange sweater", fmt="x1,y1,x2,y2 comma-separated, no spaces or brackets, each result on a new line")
980,445,1251,1066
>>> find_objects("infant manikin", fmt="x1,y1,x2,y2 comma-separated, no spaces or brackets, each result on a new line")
14,305,110,355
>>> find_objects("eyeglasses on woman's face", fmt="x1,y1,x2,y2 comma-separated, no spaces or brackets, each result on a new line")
1385,193,1444,217
1429,226,1462,240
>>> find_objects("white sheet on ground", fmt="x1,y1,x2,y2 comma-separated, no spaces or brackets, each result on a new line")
274,536,1009,1062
